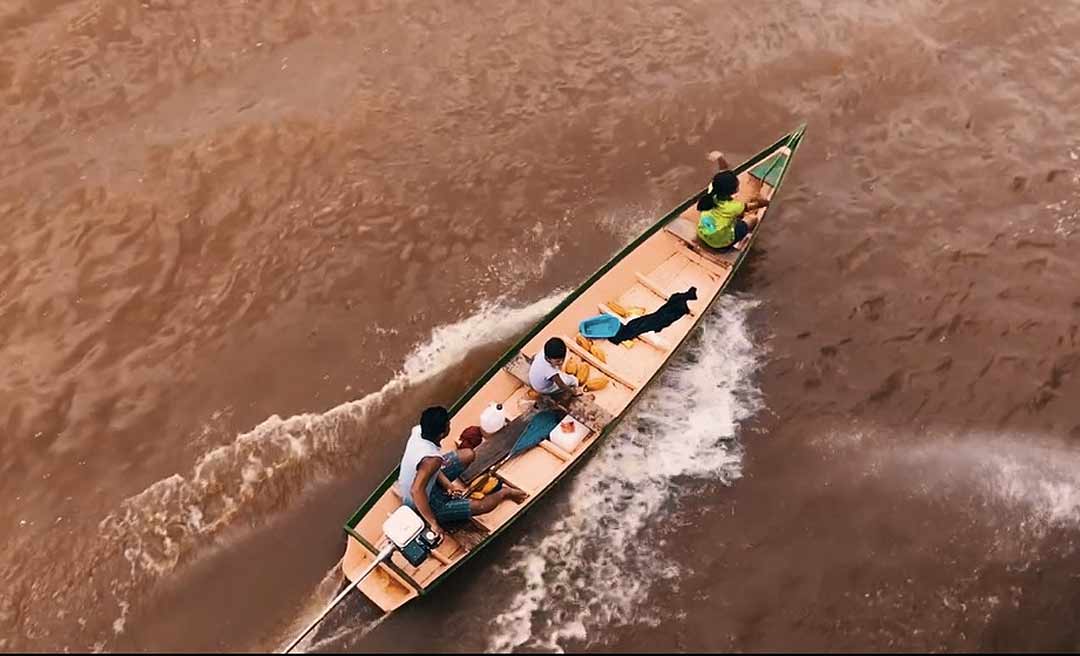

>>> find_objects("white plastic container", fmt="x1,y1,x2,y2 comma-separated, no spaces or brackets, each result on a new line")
549,415,588,453
480,402,508,436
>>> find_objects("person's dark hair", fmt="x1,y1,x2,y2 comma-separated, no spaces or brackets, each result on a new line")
420,406,450,442
544,337,567,360
697,170,740,211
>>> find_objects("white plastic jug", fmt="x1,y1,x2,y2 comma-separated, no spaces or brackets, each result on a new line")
480,402,507,436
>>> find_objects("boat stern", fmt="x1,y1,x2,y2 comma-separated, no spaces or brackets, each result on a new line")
342,533,418,613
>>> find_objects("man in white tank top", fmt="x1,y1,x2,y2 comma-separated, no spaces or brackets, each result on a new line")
398,406,527,539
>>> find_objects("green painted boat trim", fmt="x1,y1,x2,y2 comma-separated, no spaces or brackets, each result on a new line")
752,154,784,186
341,125,807,601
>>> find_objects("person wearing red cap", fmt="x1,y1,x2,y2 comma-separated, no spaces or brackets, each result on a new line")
458,425,484,450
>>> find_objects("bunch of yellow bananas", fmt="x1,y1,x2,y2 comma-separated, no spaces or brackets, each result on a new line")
469,476,500,500
607,301,647,318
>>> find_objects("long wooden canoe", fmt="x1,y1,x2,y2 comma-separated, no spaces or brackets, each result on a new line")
340,126,806,612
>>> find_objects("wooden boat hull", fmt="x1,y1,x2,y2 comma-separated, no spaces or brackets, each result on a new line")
340,126,807,613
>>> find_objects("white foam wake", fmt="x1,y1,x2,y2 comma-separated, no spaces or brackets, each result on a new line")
292,613,389,654
280,561,390,655
896,436,1080,531
596,201,667,248
486,296,764,652
93,291,566,648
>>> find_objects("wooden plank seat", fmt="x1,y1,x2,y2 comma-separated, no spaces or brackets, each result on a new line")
496,441,576,494
673,247,731,279
539,439,572,461
633,272,699,316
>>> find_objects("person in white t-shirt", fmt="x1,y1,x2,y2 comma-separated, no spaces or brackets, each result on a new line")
528,337,581,401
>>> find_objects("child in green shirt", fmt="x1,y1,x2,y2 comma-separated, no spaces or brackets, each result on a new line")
696,151,770,249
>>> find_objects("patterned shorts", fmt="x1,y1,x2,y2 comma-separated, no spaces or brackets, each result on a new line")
427,451,472,524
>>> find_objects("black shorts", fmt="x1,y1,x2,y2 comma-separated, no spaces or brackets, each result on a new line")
733,219,750,243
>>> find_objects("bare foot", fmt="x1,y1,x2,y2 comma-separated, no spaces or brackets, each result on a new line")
505,486,528,503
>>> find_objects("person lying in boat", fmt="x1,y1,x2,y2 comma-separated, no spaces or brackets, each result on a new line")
528,337,581,401
399,406,527,538
696,152,770,250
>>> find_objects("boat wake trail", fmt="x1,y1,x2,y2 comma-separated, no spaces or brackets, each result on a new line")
296,612,389,654
487,296,764,652
1,292,565,652
281,563,389,655
893,435,1080,533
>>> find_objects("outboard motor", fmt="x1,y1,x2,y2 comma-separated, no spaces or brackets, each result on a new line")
283,505,444,652
382,505,443,567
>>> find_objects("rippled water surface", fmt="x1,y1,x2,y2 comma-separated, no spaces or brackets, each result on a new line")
2,0,1080,651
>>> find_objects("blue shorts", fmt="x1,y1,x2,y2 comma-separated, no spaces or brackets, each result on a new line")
733,219,750,243
426,452,473,525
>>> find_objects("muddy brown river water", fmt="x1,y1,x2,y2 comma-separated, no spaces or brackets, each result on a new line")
2,0,1080,651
